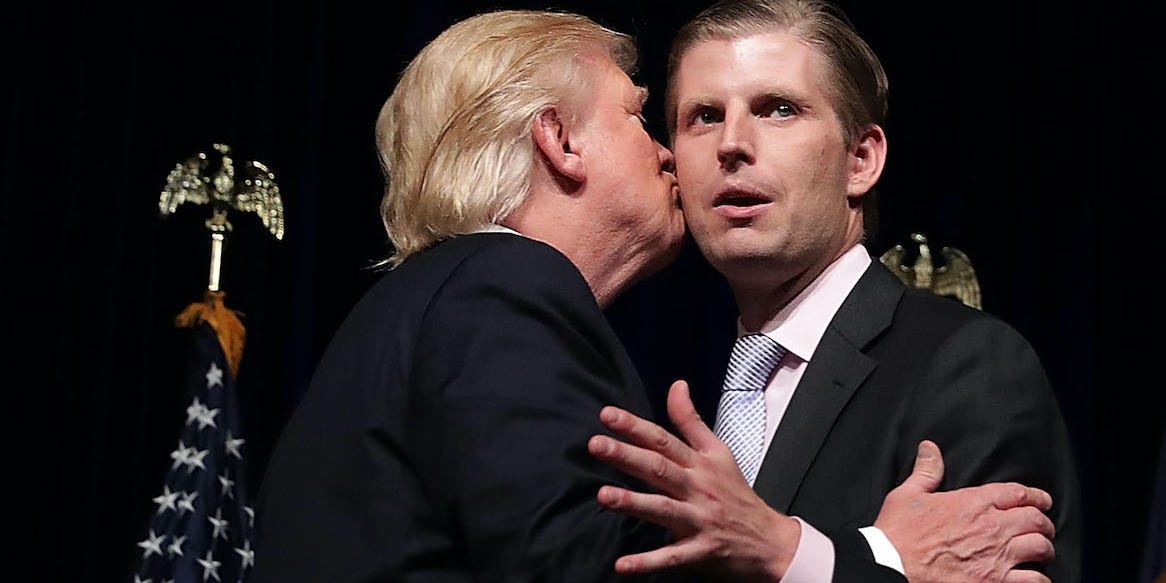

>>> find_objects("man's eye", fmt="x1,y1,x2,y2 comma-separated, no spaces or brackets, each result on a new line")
769,102,796,119
694,108,722,125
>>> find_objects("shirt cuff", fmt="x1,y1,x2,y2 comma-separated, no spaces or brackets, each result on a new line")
781,516,834,583
858,526,906,575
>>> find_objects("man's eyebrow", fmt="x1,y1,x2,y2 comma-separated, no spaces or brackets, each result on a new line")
676,97,709,112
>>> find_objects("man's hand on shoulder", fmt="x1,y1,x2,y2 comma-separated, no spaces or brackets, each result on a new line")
875,440,1056,583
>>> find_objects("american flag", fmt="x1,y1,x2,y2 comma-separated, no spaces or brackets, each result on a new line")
133,322,255,583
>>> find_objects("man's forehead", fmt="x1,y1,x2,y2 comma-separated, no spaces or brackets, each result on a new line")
674,37,827,101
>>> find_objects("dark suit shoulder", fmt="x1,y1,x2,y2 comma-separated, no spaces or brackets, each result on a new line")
893,286,1035,350
882,284,1053,415
378,232,582,289
434,232,595,304
415,232,637,396
344,233,596,337
413,234,612,346
850,261,1031,358
898,285,991,325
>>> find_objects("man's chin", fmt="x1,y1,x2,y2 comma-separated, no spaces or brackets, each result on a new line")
704,244,782,278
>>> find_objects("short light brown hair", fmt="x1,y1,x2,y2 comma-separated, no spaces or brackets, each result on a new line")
375,9,638,267
665,0,887,147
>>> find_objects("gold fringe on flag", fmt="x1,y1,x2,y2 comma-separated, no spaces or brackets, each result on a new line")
175,290,246,377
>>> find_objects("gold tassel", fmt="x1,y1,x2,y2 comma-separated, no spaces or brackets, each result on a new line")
175,290,246,378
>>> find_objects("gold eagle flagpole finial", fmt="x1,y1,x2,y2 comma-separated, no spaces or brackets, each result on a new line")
159,143,285,292
880,232,982,310
158,143,285,376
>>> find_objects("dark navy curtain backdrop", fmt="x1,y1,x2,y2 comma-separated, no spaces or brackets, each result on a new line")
12,1,1159,581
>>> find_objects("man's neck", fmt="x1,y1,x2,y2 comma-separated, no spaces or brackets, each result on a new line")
504,207,637,310
732,242,865,332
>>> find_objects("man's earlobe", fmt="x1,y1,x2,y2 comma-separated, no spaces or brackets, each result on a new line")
847,124,887,198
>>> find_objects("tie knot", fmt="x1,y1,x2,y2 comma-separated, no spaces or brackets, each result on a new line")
723,334,786,393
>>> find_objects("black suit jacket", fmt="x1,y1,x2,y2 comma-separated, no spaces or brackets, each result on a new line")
752,258,1082,582
252,233,670,582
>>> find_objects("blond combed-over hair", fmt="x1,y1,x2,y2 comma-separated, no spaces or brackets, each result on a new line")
375,9,638,267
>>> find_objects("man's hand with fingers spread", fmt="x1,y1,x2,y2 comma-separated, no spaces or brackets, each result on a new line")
589,380,797,580
875,440,1057,583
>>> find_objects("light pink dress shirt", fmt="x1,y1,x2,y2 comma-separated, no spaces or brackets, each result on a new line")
740,244,905,582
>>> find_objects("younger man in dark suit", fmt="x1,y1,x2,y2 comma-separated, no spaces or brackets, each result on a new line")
590,1,1081,582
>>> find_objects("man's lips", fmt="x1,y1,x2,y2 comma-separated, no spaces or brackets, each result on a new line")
713,188,772,219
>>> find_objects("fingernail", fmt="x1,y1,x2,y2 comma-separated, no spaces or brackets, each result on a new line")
600,407,620,424
597,486,618,506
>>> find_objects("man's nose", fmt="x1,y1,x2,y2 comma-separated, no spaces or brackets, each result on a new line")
717,113,755,169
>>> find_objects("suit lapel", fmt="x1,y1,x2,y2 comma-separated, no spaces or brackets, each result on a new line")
752,261,904,512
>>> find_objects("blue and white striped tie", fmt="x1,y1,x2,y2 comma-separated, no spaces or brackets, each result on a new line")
713,334,786,486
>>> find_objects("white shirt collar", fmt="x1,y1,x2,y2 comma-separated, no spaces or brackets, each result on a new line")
468,223,523,236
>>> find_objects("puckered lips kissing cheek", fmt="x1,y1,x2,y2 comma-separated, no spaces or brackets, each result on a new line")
712,184,772,221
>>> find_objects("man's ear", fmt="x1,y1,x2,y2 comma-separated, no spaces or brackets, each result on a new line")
533,107,585,183
846,123,887,198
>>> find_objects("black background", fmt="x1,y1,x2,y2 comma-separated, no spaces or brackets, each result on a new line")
11,1,1160,581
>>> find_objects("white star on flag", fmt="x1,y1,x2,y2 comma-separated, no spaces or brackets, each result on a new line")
185,397,207,425
197,550,222,582
208,508,230,540
195,406,221,430
169,441,193,470
178,491,199,515
184,447,209,474
153,487,179,515
137,530,166,559
167,534,187,558
219,474,235,498
235,539,255,570
205,361,223,388
224,432,245,459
